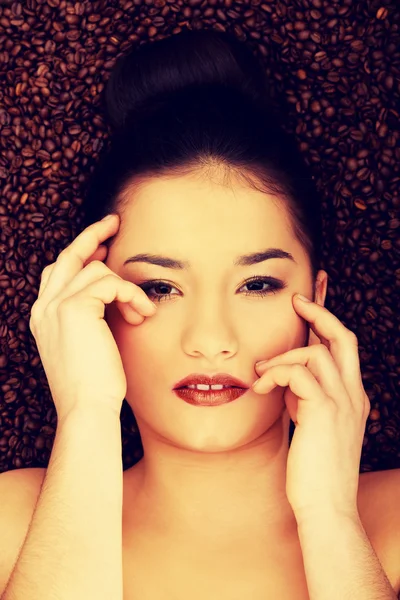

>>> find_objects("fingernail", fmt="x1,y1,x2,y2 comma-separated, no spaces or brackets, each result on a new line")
296,294,311,303
102,214,115,222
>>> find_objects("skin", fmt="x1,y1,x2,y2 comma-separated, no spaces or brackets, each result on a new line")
104,169,328,549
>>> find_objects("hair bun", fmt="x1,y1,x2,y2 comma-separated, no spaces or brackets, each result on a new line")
105,28,273,132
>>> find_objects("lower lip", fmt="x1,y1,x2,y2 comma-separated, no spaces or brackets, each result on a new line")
173,387,248,406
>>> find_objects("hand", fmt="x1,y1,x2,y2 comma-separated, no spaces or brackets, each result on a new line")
29,214,157,423
252,294,371,522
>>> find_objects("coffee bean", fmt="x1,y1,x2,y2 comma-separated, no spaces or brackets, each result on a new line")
1,1,399,474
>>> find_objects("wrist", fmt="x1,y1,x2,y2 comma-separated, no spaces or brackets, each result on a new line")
293,505,361,529
57,405,121,429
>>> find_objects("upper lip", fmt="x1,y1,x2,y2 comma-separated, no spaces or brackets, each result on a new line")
174,373,249,390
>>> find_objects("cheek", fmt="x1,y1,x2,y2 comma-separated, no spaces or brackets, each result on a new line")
252,311,307,359
104,304,148,361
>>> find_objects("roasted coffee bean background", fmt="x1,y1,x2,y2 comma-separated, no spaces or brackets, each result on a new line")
0,1,399,474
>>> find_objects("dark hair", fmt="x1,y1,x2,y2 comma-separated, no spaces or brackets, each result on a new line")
81,28,323,288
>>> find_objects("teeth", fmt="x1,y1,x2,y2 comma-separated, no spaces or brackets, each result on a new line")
187,384,231,391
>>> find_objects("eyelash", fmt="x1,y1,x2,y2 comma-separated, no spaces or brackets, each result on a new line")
138,276,287,304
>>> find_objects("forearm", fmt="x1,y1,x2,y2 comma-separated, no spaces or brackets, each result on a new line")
296,510,397,600
2,407,123,600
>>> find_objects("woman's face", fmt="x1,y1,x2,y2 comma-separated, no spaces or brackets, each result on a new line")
104,172,323,452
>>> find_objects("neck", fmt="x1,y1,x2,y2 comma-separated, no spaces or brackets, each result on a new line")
128,410,296,545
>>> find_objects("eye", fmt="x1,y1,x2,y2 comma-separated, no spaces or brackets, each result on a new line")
138,276,287,303
240,275,287,297
138,280,180,303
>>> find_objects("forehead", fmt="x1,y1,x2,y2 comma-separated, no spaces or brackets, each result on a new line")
120,174,294,244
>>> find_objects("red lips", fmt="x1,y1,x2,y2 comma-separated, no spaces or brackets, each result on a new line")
174,373,249,390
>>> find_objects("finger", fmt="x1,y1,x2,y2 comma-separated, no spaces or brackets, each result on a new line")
52,261,155,317
37,263,54,300
253,363,330,412
38,244,109,301
83,244,108,267
255,345,350,406
37,215,119,305
293,295,364,405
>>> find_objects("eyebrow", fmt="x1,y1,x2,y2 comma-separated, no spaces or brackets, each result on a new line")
123,248,296,269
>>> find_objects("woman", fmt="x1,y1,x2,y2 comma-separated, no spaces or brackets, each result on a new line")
5,27,396,600
88,28,394,599
96,27,327,559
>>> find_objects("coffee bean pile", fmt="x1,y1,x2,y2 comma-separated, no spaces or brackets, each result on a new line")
0,0,399,474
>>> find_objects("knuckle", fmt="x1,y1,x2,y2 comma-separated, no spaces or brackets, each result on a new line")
46,297,62,317
85,259,109,273
104,271,121,283
29,313,37,333
364,397,371,417
56,298,75,319
315,344,330,358
30,302,40,323
30,302,46,333
41,263,53,275
293,364,305,376
348,331,358,345
56,248,69,262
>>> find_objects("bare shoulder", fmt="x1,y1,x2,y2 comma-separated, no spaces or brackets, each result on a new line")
0,466,47,513
0,467,47,594
0,466,46,498
358,468,400,594
358,468,400,530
